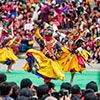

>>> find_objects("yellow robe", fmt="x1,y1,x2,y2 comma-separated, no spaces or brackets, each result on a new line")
34,29,42,39
23,46,88,81
86,0,90,4
0,47,18,64
23,49,64,81
58,47,85,72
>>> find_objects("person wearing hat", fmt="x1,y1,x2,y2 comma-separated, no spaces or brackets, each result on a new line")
23,27,64,83
42,27,63,60
59,37,92,84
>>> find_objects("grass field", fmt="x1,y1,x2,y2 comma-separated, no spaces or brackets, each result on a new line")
0,70,100,92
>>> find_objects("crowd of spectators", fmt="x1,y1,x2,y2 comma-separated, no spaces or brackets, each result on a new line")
0,0,100,63
0,73,100,100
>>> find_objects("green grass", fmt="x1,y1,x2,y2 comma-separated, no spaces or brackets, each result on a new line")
0,70,100,92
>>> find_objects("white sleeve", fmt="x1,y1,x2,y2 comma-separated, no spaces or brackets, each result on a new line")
77,47,83,53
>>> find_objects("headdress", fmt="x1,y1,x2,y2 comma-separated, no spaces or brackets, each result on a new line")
75,38,85,44
45,27,53,41
75,38,85,47
1,37,11,46
45,27,53,36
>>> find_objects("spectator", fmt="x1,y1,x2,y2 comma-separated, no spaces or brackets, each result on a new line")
84,93,97,100
60,82,72,95
85,81,100,98
0,73,7,83
86,81,98,93
0,82,14,100
44,96,57,100
36,84,49,99
71,96,81,100
19,88,34,98
16,96,29,100
71,85,81,99
41,82,55,100
20,78,33,89
46,82,55,95
9,82,20,100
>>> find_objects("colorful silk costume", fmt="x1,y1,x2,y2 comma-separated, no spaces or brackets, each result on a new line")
23,28,91,81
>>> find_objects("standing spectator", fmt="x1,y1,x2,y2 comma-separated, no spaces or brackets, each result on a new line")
71,85,82,99
36,84,49,99
84,93,97,100
0,74,7,83
39,2,51,23
60,82,72,95
20,78,34,90
86,81,98,94
41,82,55,99
0,82,14,100
77,2,84,17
